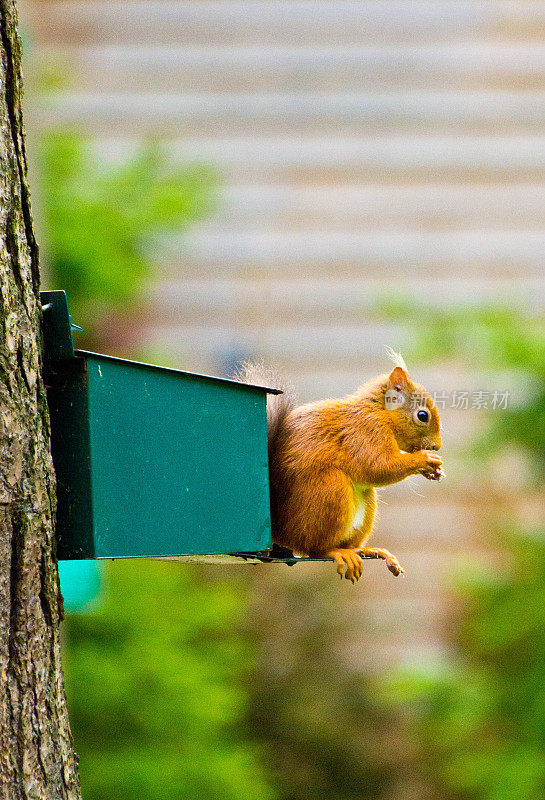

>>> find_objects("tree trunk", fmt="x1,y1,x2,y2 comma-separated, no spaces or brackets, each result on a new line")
0,2,82,797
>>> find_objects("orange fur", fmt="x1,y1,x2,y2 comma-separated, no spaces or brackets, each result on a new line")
265,363,443,582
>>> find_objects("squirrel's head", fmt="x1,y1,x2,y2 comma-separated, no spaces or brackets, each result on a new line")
381,363,442,454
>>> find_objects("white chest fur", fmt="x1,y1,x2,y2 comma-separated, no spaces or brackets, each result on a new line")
350,482,370,531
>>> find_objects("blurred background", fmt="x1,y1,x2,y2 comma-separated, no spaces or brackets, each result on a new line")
17,2,545,799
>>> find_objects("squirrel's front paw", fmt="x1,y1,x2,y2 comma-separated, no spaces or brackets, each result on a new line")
417,450,443,481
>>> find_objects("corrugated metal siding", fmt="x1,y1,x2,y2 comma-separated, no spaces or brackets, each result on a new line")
24,0,542,665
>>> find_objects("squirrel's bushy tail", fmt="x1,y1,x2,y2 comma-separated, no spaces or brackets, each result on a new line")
236,361,296,451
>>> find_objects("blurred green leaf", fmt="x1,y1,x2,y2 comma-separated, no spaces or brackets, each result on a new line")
41,132,215,342
64,561,276,800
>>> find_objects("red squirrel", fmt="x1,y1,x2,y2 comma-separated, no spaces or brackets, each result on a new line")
242,352,442,583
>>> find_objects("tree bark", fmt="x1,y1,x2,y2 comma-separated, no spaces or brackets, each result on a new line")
0,2,82,798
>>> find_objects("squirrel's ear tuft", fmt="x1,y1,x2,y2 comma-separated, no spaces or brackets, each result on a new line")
387,366,409,392
385,347,408,372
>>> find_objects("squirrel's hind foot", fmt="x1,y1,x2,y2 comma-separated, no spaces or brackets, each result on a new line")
325,548,364,583
356,547,404,577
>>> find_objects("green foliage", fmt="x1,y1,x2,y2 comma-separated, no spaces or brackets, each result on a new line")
248,573,399,800
378,300,545,800
40,132,213,337
386,527,545,800
64,561,275,800
380,298,545,373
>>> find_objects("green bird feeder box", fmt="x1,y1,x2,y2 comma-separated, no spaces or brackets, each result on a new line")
42,291,291,564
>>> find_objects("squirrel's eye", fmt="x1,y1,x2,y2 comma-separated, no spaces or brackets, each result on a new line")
416,409,429,424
